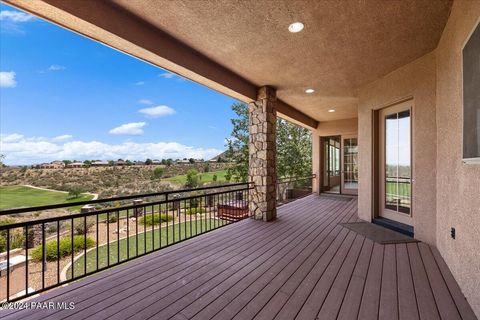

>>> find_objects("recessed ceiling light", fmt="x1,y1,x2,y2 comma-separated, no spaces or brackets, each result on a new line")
288,22,304,33
328,109,336,113
305,88,315,93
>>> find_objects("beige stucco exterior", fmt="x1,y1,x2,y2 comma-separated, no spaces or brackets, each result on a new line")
349,1,480,315
435,1,480,315
356,51,438,245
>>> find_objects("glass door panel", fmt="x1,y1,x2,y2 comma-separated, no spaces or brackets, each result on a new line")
342,137,358,194
379,102,412,224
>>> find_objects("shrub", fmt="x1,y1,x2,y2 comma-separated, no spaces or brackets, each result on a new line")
139,214,173,226
152,167,164,179
0,218,24,252
185,207,206,215
31,235,95,262
106,213,118,223
185,169,199,188
73,218,95,235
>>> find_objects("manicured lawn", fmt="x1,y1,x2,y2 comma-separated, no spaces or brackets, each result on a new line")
68,218,228,279
0,185,94,210
165,169,228,185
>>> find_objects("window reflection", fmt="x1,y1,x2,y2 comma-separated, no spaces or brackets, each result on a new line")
385,110,411,214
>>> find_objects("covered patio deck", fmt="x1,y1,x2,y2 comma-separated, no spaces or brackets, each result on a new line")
0,195,475,320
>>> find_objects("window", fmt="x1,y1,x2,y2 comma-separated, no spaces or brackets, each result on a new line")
462,22,480,162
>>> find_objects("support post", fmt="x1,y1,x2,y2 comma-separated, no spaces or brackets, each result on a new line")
248,86,277,221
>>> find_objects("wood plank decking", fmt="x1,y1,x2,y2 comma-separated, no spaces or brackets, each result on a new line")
0,195,476,320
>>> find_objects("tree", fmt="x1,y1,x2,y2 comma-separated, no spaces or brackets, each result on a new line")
153,167,164,179
166,159,173,166
125,160,133,166
145,158,152,165
226,102,249,182
276,118,312,179
68,186,85,199
224,102,312,183
0,154,5,167
62,160,72,166
204,163,210,172
212,174,218,182
185,169,199,188
189,158,195,164
83,160,92,167
108,160,115,166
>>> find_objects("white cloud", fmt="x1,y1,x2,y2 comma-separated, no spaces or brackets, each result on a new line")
158,72,175,79
109,122,146,135
0,133,24,142
48,65,66,71
53,134,73,141
0,10,35,22
0,71,17,88
0,134,222,165
135,81,145,86
138,99,154,105
139,105,175,118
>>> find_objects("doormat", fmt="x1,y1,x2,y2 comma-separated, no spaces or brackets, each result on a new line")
340,222,419,244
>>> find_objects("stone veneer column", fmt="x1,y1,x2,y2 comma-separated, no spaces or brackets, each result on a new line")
249,86,277,221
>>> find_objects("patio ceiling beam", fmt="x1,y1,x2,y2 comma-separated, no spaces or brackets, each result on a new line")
4,0,319,130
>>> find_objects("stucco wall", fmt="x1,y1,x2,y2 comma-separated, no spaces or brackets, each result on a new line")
312,118,358,193
435,1,480,316
356,52,438,245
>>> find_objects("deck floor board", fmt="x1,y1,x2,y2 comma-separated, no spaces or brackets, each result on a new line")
0,195,476,320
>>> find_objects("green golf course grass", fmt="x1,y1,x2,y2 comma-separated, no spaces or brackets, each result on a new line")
67,218,227,279
0,185,94,210
165,169,229,185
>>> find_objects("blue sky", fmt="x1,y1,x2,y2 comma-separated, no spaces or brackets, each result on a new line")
0,4,238,165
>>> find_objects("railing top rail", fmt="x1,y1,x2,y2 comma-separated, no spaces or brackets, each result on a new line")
0,184,252,230
0,181,252,216
277,174,316,184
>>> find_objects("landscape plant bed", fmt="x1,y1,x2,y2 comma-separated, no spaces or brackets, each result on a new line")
67,218,226,279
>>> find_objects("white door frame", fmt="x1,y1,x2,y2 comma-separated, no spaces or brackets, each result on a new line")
378,100,413,225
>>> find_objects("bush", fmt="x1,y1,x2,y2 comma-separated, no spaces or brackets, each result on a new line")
31,235,95,262
139,214,173,226
73,218,95,235
0,218,24,252
106,213,118,223
184,169,199,188
152,167,164,179
185,207,206,215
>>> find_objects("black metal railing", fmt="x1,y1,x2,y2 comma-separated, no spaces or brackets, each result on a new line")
276,175,315,205
0,182,252,302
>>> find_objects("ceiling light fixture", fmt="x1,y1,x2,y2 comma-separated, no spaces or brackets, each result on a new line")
288,22,304,33
305,88,315,93
328,109,336,113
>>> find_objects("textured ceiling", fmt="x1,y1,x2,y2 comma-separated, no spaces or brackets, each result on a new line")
112,0,452,121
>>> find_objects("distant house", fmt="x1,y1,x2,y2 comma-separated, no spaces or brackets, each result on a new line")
151,159,162,165
177,159,190,164
36,161,65,169
67,162,85,168
115,160,126,166
91,160,109,166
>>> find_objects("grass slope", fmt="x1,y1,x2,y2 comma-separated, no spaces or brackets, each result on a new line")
68,218,227,278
